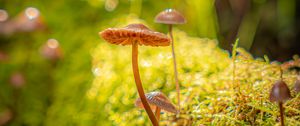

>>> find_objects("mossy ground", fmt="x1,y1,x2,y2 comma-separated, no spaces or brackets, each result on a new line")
90,18,300,126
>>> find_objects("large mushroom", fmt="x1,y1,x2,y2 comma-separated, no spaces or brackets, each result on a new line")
135,91,178,120
155,9,186,111
100,24,170,126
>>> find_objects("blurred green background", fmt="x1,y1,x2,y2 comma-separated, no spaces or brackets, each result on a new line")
0,0,299,125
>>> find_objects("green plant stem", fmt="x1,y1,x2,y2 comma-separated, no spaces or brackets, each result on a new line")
132,41,158,126
279,102,285,126
169,24,181,112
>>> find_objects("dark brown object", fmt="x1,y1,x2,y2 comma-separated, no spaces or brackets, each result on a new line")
100,24,170,126
269,80,292,126
155,9,186,112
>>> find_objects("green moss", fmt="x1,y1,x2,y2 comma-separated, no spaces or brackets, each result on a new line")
91,19,300,125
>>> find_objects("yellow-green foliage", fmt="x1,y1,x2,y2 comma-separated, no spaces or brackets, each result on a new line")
90,19,300,125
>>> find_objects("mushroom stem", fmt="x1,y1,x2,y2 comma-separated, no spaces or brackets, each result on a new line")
155,106,161,120
279,66,283,79
168,24,181,112
278,102,285,126
132,41,159,126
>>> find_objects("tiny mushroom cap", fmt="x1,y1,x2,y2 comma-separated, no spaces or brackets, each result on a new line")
155,9,186,25
269,80,292,103
99,23,170,46
135,91,177,113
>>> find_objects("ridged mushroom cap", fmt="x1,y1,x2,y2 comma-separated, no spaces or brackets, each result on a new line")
135,91,177,113
269,80,292,103
155,9,186,24
99,24,170,46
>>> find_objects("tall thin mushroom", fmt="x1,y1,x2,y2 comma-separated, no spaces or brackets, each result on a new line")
155,9,186,111
135,91,178,120
100,24,170,126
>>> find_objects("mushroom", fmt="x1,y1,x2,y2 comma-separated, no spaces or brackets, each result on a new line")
0,109,13,126
135,91,177,120
100,24,170,126
40,38,63,62
155,8,186,111
12,7,46,33
9,72,26,88
269,80,292,126
0,9,9,22
294,75,300,94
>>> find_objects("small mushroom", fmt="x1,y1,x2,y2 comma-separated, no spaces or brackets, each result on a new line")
100,24,170,126
9,72,26,88
12,7,46,33
294,75,300,94
0,109,13,126
40,38,63,62
135,91,177,120
0,51,9,62
0,9,9,22
155,8,186,111
269,80,292,126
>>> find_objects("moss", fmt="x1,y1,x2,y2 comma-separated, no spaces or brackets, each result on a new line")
91,19,300,125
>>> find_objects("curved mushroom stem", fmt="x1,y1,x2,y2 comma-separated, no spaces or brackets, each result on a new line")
132,41,159,126
155,106,161,120
169,24,181,113
279,102,285,126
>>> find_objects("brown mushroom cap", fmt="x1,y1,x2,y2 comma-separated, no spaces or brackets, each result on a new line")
99,24,170,46
135,91,177,113
154,9,186,25
269,80,292,103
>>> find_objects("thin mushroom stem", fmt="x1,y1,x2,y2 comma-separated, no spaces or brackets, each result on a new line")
169,24,181,112
279,102,285,126
279,66,283,79
132,41,159,126
155,106,161,120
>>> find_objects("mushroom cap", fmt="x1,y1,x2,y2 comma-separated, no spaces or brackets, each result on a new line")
99,24,170,46
135,91,177,113
154,9,186,25
269,80,292,103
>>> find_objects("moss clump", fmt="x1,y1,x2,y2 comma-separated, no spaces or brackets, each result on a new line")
91,18,300,125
